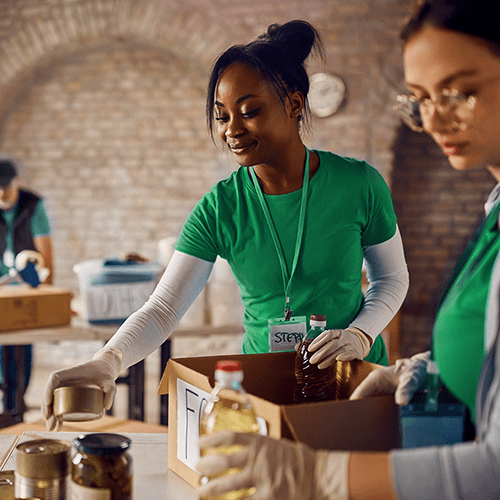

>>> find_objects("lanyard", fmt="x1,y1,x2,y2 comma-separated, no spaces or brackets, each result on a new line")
250,147,310,320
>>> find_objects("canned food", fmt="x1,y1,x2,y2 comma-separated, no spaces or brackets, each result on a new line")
15,439,71,500
53,385,104,422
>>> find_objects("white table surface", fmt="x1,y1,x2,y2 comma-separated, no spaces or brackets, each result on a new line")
0,431,199,499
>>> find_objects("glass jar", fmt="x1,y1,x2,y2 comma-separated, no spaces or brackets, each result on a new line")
71,433,132,500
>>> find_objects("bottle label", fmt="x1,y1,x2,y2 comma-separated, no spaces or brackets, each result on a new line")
71,481,111,500
268,316,307,352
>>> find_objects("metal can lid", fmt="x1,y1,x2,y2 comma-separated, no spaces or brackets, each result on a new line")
73,433,131,456
16,439,71,479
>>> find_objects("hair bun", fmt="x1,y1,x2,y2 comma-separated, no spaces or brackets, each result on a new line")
262,20,319,65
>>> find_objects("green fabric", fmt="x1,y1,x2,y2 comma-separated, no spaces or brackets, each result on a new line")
0,199,50,276
433,203,500,423
175,150,397,362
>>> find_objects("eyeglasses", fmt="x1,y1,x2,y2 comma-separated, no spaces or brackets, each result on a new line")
394,89,477,133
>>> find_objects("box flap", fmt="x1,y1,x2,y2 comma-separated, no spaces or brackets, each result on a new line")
282,395,400,451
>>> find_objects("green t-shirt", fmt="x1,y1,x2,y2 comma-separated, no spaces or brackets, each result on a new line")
0,199,51,276
175,150,397,358
433,203,500,423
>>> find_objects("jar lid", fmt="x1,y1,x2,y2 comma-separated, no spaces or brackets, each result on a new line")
73,433,131,456
16,439,71,479
53,385,104,422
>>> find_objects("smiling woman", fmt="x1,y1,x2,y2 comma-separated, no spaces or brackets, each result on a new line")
42,21,408,445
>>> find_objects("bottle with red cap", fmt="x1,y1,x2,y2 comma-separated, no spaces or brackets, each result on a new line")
199,360,260,500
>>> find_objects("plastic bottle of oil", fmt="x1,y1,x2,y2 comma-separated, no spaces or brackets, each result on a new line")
199,360,260,500
295,314,336,402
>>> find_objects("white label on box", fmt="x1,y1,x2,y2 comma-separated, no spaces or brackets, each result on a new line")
177,378,211,470
83,282,156,321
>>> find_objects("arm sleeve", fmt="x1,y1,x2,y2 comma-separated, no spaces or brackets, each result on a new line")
349,225,409,340
106,251,213,370
390,390,500,500
30,199,51,236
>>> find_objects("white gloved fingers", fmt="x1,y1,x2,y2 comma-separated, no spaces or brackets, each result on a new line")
198,469,252,499
334,346,360,362
103,384,117,411
349,365,400,400
308,330,341,352
310,344,343,368
199,431,256,449
394,351,430,405
41,347,123,429
45,415,63,432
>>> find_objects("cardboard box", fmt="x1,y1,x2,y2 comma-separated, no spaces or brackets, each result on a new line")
158,352,400,488
0,284,72,332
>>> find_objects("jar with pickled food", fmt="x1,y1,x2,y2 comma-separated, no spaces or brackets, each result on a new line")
71,433,132,500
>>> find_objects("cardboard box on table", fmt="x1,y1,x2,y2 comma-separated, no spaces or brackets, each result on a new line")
158,351,400,488
0,284,72,332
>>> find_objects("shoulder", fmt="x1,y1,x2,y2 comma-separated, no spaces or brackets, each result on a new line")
315,150,386,185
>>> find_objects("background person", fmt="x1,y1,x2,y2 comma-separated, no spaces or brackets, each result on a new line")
0,158,53,412
197,1,500,499
42,20,408,431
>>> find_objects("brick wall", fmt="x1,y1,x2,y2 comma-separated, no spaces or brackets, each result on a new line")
1,0,491,358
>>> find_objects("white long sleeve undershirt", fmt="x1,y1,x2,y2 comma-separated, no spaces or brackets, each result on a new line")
107,225,409,370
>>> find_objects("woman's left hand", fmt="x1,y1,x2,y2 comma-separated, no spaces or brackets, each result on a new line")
197,432,349,500
308,327,372,368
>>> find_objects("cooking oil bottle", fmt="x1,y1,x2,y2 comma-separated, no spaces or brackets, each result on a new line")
295,314,336,402
199,360,260,500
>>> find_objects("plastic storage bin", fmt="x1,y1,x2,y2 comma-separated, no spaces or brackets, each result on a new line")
74,259,163,324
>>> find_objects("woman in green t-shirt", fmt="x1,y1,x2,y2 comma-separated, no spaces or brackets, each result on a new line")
41,20,409,431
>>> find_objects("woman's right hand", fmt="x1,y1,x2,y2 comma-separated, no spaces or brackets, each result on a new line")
349,351,430,405
42,346,123,431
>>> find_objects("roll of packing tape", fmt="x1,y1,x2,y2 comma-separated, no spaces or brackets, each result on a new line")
15,250,44,272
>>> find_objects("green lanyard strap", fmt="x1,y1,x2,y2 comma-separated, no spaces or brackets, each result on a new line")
250,147,310,320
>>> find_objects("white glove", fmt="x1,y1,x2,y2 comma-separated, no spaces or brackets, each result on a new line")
197,432,349,500
41,346,124,431
349,350,430,405
308,327,372,368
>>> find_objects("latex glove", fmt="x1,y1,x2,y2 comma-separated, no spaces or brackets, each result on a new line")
198,432,349,500
308,327,372,368
42,346,124,431
349,350,430,405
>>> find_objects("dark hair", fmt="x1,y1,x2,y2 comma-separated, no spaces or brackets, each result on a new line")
401,0,500,55
206,20,325,139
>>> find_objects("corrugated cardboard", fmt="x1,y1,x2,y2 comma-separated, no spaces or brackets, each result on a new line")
0,284,72,332
158,352,400,488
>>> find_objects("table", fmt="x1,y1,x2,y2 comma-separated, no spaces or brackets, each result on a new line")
0,317,244,427
0,431,199,499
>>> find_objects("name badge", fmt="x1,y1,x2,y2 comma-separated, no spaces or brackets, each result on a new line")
268,316,307,352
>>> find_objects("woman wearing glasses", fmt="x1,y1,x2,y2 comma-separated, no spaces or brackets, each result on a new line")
197,1,500,499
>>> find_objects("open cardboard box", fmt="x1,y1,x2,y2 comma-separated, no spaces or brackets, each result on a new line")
158,351,400,488
0,284,72,332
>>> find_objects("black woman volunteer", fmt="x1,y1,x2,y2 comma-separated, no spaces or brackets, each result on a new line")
197,2,500,500
42,20,408,431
